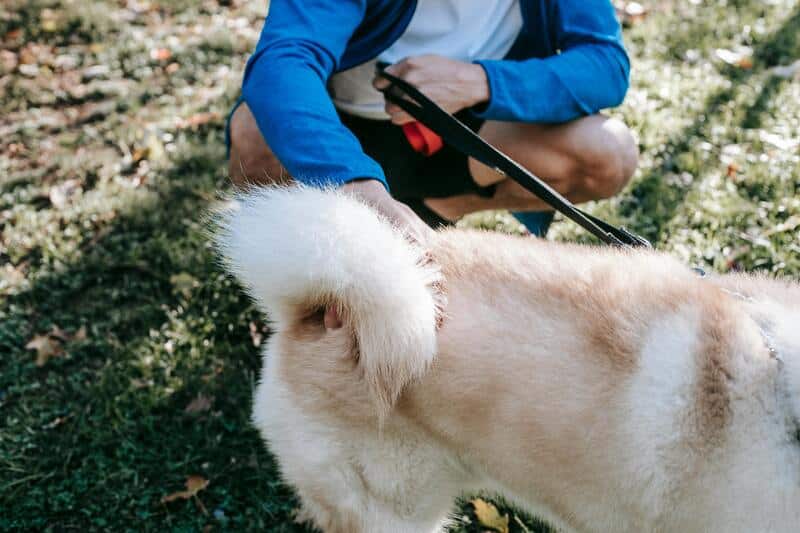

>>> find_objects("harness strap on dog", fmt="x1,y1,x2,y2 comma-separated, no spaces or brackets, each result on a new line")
376,69,651,249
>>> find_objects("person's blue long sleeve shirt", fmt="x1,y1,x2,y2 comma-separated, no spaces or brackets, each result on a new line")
241,0,630,189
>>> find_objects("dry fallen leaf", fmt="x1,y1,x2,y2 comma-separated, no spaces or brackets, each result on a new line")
715,47,753,69
150,47,172,61
176,112,221,130
1,263,26,288
73,326,88,342
471,498,509,533
161,475,209,503
0,50,18,75
25,333,64,367
4,28,23,42
184,394,213,414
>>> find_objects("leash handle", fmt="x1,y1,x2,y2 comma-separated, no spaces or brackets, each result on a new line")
376,69,651,249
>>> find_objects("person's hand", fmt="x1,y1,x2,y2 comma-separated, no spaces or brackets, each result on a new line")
340,179,434,246
372,55,490,125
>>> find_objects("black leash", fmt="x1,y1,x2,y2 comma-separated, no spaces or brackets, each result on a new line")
376,70,651,248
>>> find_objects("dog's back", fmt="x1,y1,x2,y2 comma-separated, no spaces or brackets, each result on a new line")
217,186,800,533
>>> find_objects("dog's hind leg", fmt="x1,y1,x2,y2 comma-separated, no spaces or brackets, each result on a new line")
274,413,461,531
293,440,460,532
345,424,467,533
286,445,457,533
256,374,457,533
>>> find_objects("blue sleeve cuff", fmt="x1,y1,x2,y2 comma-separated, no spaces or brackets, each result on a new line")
470,58,579,123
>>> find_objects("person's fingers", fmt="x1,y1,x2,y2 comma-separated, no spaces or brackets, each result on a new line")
373,58,409,89
384,59,411,78
385,102,402,115
399,203,435,247
372,75,390,90
384,102,412,125
391,112,413,125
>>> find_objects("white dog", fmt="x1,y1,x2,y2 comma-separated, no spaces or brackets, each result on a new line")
216,186,800,533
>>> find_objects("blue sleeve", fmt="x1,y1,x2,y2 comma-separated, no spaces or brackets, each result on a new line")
474,0,630,124
241,0,387,188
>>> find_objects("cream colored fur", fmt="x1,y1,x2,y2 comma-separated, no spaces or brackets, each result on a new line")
217,186,800,533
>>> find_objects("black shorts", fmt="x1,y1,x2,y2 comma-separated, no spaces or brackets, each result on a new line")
338,110,496,203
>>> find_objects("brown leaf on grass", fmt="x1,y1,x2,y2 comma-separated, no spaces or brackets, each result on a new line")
4,28,23,42
0,50,18,74
7,142,26,157
161,475,209,503
150,47,172,62
25,326,88,366
1,263,26,288
131,147,149,163
25,333,64,367
176,112,221,130
73,326,88,342
184,394,213,414
471,498,509,533
19,43,54,66
48,325,71,341
715,47,753,69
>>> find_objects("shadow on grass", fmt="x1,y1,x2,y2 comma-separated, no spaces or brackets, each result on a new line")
620,7,800,244
0,129,313,531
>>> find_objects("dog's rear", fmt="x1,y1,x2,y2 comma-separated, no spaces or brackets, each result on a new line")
217,187,457,531
217,187,800,533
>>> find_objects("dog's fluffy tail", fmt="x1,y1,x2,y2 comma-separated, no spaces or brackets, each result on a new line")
215,186,440,414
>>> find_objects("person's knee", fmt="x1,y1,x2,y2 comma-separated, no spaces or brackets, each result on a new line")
578,118,638,199
228,103,287,187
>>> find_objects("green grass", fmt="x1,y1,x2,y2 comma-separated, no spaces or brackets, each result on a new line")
2,0,800,530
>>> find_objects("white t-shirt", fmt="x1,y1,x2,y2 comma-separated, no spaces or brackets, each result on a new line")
330,0,522,119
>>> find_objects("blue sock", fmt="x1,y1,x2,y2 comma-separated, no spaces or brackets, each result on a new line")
513,211,554,237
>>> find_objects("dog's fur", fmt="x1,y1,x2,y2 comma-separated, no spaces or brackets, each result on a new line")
217,186,800,532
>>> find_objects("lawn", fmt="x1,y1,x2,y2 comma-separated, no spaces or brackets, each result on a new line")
1,0,799,531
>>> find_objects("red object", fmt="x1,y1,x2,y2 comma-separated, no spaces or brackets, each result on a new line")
401,122,443,156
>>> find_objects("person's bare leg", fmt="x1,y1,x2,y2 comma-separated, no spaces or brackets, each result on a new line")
227,102,435,241
228,102,290,188
424,114,639,221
